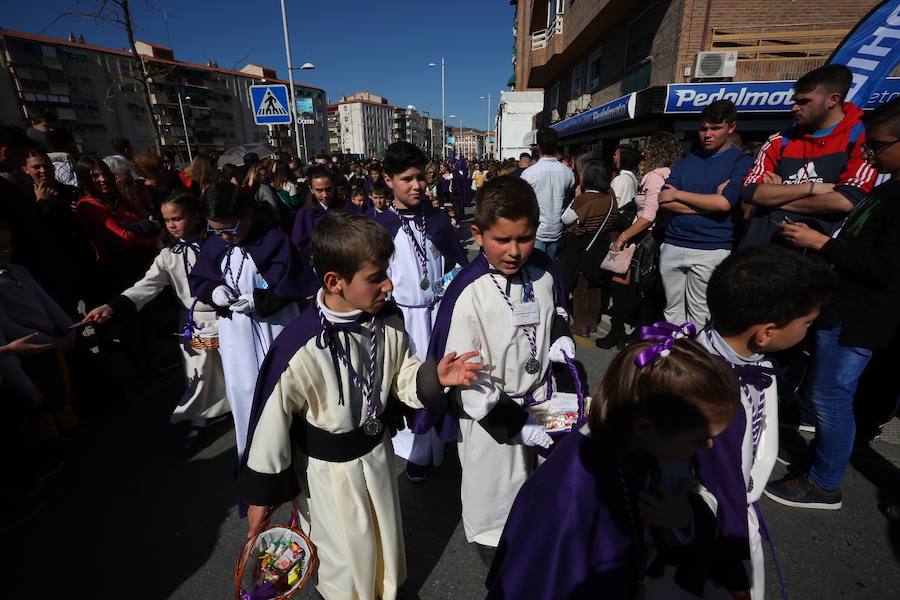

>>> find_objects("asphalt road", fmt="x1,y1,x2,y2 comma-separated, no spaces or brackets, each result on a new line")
19,327,899,600
22,226,900,599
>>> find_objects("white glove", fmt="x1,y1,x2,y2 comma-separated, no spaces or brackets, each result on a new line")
512,417,554,449
229,293,255,315
211,285,236,307
549,336,575,364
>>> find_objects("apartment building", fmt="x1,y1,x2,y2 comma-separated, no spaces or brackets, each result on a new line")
392,106,434,156
452,128,487,160
336,92,396,157
326,103,341,154
0,29,327,161
511,0,889,153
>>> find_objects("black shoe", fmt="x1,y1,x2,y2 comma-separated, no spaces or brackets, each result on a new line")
764,474,842,510
595,333,624,350
405,462,428,483
475,543,497,566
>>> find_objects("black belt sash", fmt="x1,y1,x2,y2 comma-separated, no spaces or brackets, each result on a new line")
292,417,385,463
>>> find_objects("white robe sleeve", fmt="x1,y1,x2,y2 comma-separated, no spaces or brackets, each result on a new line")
120,251,171,311
748,381,779,503
389,323,426,410
443,293,499,421
245,356,313,478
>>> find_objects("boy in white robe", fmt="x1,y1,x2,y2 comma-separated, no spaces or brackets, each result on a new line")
240,211,481,600
427,176,575,551
696,245,835,598
368,141,468,482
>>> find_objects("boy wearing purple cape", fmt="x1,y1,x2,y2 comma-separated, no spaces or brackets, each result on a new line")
366,141,468,482
428,176,574,550
697,245,835,598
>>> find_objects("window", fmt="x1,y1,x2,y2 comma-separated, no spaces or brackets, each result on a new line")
550,81,560,111
571,61,585,98
41,45,58,58
625,2,662,69
585,48,603,90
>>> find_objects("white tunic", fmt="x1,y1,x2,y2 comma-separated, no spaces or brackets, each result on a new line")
388,213,453,465
120,244,229,424
699,328,778,599
218,246,300,459
443,262,566,546
245,291,426,600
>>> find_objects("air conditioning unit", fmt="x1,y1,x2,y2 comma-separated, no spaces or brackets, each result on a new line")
693,51,737,79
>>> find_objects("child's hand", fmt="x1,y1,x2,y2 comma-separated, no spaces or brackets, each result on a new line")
0,332,54,356
436,351,483,387
638,479,692,531
85,304,114,324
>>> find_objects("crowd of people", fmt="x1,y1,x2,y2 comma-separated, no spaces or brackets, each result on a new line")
1,62,898,599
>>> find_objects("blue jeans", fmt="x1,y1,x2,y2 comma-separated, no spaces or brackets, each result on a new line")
807,324,873,491
535,239,558,258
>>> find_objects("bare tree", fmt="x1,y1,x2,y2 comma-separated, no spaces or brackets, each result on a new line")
46,0,164,153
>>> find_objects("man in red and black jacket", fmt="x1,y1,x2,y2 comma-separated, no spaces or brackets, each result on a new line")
740,64,877,248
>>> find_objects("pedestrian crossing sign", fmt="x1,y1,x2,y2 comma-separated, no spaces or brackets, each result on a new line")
250,84,292,125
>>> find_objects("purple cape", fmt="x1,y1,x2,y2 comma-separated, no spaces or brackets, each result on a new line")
240,303,324,473
188,221,313,301
289,204,327,250
365,204,469,270
412,250,566,440
695,404,755,591
486,430,642,599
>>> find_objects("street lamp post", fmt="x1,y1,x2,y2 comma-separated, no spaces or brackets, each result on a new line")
427,58,445,160
480,93,491,159
279,0,302,160
177,91,192,163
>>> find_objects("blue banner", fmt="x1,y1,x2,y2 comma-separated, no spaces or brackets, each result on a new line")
664,78,900,113
552,93,636,137
829,0,900,104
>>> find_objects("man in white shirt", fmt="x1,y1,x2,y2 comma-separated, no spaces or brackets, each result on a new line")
520,128,575,257
610,144,640,208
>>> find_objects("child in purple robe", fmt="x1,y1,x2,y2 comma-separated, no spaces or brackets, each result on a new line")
697,245,835,598
188,182,312,460
290,166,344,254
487,326,740,599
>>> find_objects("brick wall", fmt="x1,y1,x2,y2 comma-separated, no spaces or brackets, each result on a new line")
676,0,882,82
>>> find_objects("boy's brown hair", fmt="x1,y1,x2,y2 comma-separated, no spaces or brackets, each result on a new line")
311,211,394,285
589,338,739,447
473,175,539,231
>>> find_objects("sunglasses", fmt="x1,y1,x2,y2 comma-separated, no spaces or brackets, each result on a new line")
861,139,900,158
207,217,241,235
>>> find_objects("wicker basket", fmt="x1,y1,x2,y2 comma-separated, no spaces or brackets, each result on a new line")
528,356,589,458
234,505,318,600
189,336,220,350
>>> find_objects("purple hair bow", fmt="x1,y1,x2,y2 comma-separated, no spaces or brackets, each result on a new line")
634,322,698,367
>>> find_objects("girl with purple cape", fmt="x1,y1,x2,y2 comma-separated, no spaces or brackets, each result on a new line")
487,324,740,599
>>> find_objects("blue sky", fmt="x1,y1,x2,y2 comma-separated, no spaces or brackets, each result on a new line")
4,0,517,130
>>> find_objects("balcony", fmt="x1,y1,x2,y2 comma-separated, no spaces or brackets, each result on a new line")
531,14,563,51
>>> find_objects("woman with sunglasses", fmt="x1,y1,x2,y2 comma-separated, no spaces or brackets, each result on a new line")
189,181,313,460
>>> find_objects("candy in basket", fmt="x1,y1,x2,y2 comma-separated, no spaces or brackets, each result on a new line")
234,504,318,600
527,355,589,456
